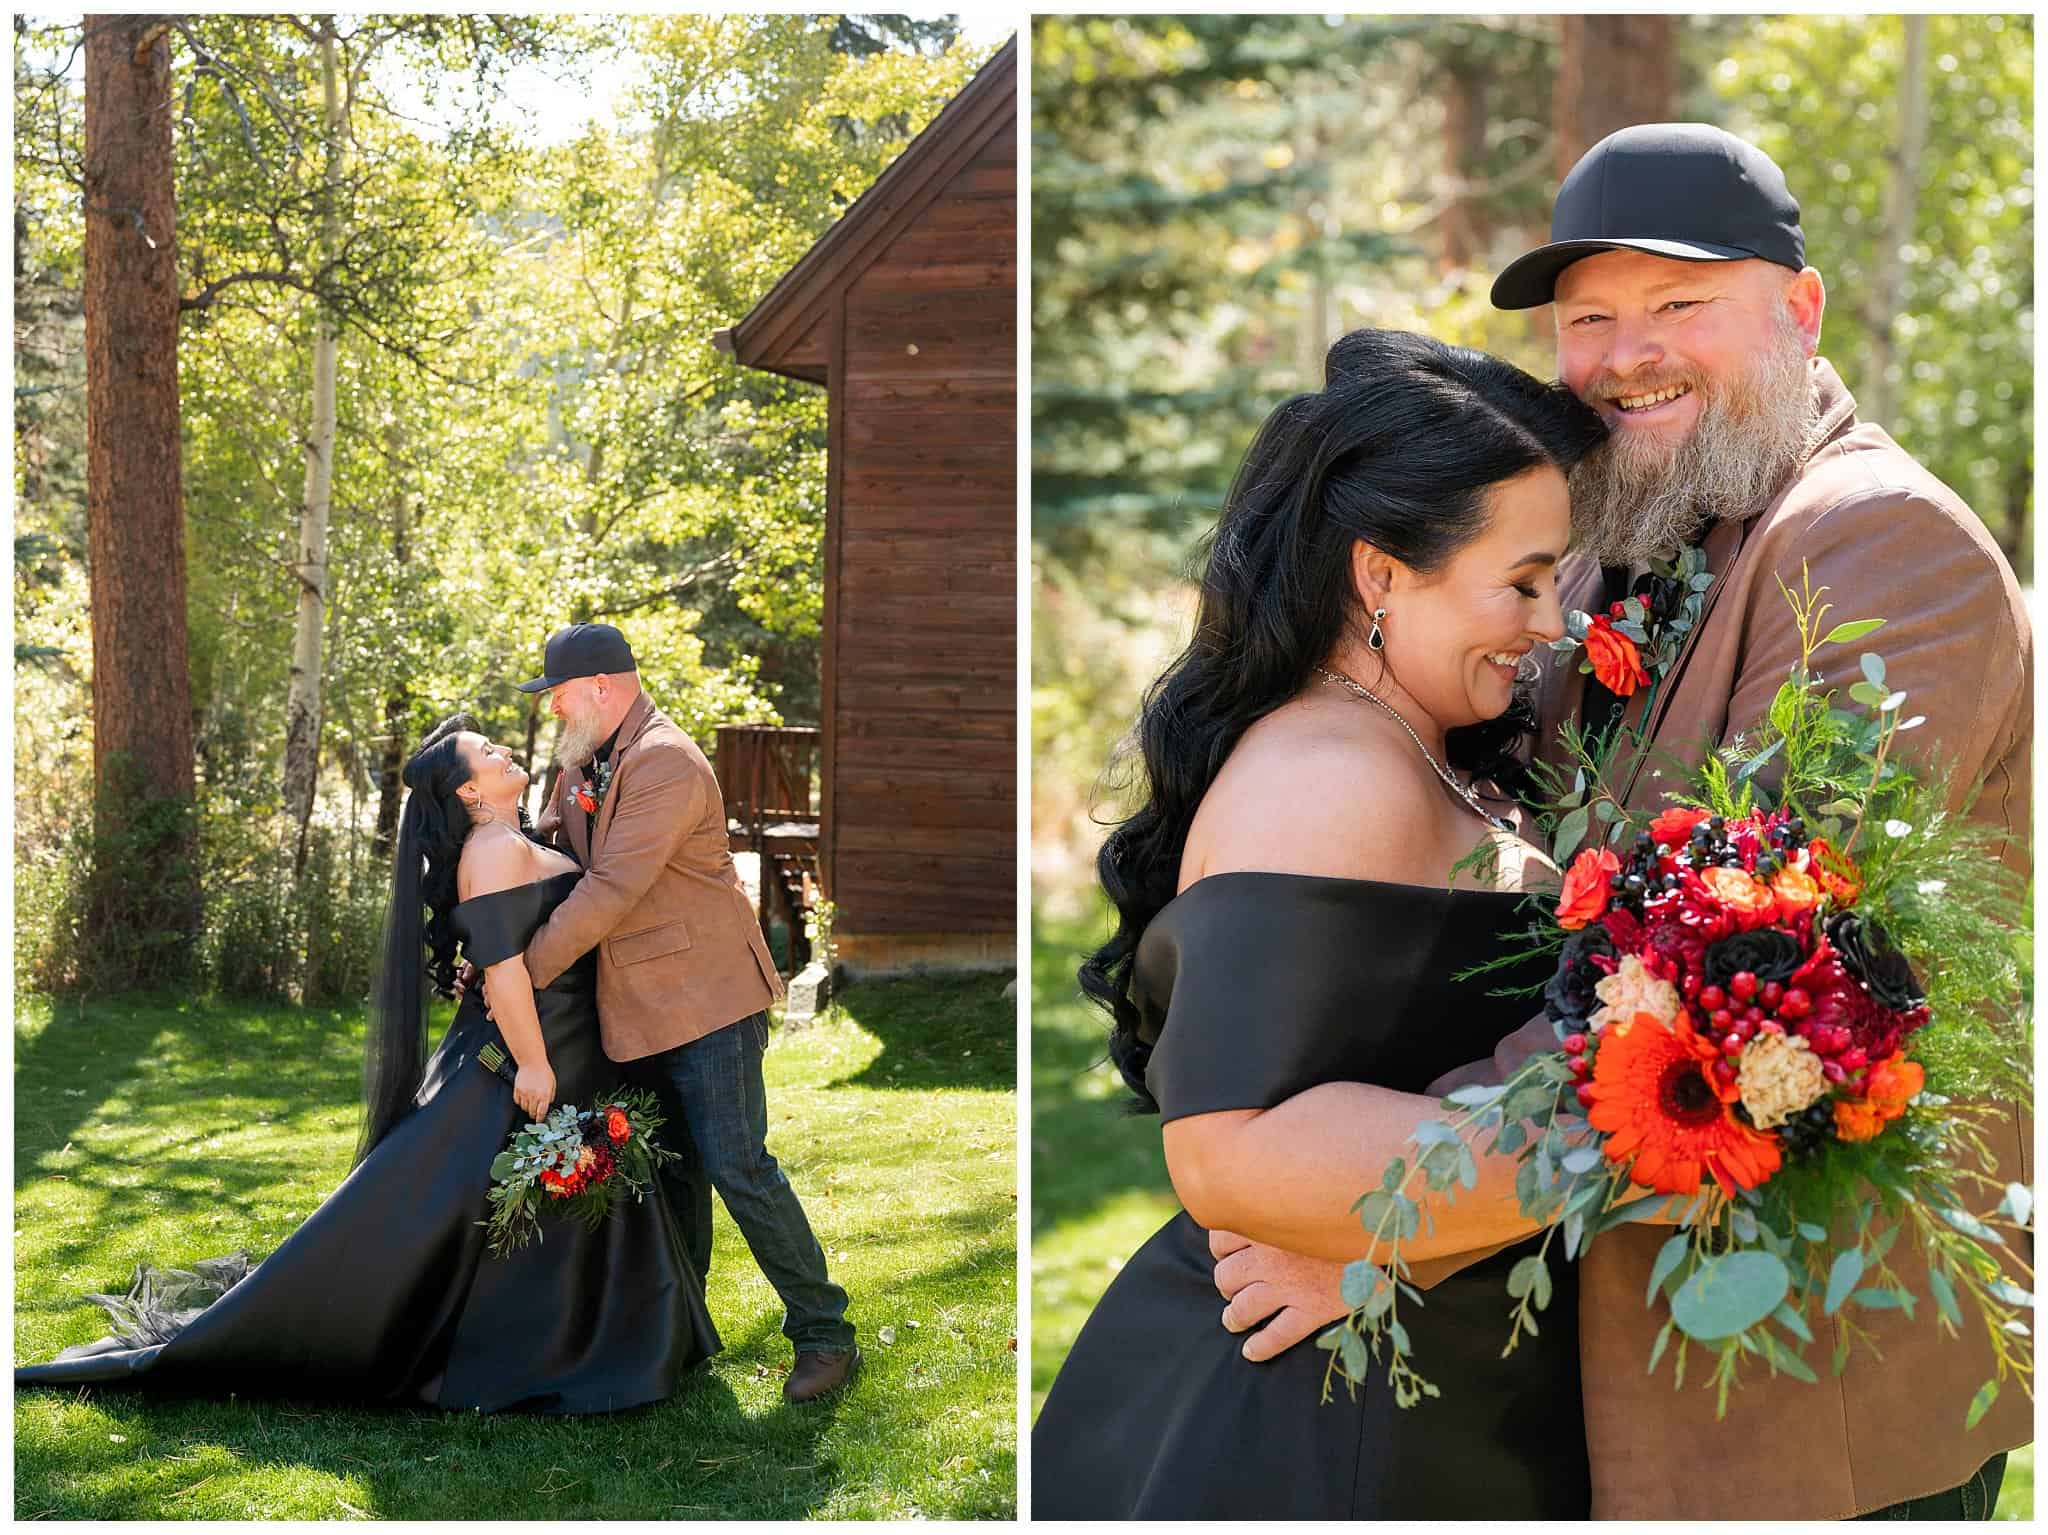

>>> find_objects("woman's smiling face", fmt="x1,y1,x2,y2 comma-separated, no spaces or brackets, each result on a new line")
1374,464,1572,731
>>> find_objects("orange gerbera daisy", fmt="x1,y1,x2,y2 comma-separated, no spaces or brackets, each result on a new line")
1585,1011,1783,1197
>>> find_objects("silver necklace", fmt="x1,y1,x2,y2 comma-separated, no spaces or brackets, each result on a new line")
1314,666,1515,833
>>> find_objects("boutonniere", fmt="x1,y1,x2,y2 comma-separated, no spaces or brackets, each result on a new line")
573,782,598,816
1551,544,1714,703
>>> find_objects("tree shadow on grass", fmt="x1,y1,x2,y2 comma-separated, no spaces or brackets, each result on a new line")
824,972,1016,1092
15,993,368,1171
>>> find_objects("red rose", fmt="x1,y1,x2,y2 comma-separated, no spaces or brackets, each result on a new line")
1648,807,1710,850
1557,847,1621,930
605,1107,632,1145
1584,617,1651,697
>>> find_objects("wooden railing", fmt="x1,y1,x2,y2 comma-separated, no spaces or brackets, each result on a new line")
715,724,822,969
714,724,820,832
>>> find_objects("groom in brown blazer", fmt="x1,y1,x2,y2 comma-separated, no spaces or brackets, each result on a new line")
515,623,859,1402
1211,125,2030,1518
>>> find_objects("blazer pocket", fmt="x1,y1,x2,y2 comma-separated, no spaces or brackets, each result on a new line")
608,918,693,966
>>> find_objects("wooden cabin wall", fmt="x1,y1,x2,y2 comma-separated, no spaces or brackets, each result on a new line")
824,114,1017,956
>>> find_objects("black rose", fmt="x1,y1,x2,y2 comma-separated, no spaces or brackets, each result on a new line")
1631,570,1685,625
1546,924,1617,1023
1825,913,1926,1012
1701,928,1804,989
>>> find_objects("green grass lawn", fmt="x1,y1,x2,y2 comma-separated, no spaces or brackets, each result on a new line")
15,973,1017,1520
1030,907,1178,1421
1031,909,2032,1515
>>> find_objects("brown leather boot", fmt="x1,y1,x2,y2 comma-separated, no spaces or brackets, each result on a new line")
783,1345,860,1403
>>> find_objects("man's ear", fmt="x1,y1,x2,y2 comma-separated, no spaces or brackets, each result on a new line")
1785,267,1825,355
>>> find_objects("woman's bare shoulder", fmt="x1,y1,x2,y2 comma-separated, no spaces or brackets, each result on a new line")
456,824,542,902
1183,705,1449,887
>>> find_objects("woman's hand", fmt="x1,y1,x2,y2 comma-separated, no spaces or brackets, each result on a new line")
1210,1227,1351,1362
513,1058,556,1121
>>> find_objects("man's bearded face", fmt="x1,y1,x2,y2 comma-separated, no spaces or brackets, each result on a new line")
1553,251,1821,565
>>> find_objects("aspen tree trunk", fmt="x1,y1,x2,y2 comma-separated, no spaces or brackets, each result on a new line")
286,18,342,875
1859,17,1927,431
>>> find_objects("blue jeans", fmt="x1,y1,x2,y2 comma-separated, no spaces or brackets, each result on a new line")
631,1012,855,1353
1856,1454,2007,1520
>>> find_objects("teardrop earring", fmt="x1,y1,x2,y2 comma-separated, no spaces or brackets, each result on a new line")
1368,607,1387,652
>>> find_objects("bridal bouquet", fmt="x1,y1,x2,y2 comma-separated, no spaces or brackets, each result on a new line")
476,1072,675,1255
1326,574,2033,1423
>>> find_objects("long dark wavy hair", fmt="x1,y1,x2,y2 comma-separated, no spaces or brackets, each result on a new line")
1080,329,1607,1111
356,713,492,1164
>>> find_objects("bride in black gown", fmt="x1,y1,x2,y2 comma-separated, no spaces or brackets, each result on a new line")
1032,332,1608,1517
17,715,718,1413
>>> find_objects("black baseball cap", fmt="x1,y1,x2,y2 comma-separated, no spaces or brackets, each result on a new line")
516,623,638,692
1491,123,1804,310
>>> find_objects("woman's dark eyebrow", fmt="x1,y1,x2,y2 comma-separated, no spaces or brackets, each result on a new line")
1510,551,1561,568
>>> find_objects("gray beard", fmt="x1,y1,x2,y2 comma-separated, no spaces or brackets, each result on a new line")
1567,334,1818,565
551,710,606,771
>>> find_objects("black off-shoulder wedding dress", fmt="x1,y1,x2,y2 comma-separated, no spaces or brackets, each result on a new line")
1032,873,1590,1519
16,872,719,1414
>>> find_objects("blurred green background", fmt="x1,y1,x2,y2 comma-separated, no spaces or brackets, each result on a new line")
1028,14,2033,1514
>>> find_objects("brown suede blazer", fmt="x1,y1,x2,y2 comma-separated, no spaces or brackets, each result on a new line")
524,692,783,1062
1443,359,2032,1518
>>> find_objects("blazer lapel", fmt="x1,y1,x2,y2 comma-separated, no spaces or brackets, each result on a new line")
1615,513,1752,807
565,762,593,866
587,693,656,855
1533,552,1609,777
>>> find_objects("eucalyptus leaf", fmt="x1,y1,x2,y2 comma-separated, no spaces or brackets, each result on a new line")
1964,1380,1999,1431
1824,1248,1864,1315
1357,1191,1397,1235
1938,1206,2003,1245
1647,1316,1675,1375
1822,619,1885,646
1560,1144,1602,1175
1858,651,1887,688
1647,1234,1690,1306
1341,1259,1387,1309
1507,1253,1546,1299
1553,805,1590,862
1771,1301,1814,1345
1671,1252,1789,1341
1380,1157,1407,1193
1339,1328,1369,1382
1998,1183,2032,1227
1410,1120,1461,1146
1443,1083,1506,1108
1761,1334,1818,1384
1927,1268,1963,1328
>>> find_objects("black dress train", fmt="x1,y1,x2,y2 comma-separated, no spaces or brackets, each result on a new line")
16,872,719,1414
1032,873,1590,1518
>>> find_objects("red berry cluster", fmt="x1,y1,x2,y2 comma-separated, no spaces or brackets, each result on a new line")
1562,808,1927,1104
